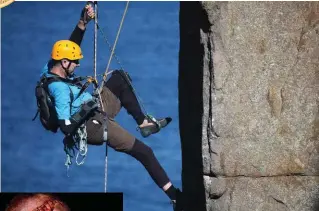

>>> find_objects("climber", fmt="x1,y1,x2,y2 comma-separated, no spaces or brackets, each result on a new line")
36,3,184,210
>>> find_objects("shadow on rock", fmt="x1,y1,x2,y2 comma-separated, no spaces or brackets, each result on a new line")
178,2,211,211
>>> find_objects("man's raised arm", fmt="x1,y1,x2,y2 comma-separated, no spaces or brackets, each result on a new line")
69,3,95,46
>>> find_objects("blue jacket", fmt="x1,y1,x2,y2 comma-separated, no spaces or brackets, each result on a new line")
41,63,93,120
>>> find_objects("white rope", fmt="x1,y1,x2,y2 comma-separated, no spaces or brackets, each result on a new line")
75,124,88,165
103,1,129,80
99,1,130,92
91,1,108,192
104,147,108,193
92,1,129,192
94,1,98,81
90,1,129,193
93,2,109,193
96,26,125,71
93,2,105,113
102,2,129,192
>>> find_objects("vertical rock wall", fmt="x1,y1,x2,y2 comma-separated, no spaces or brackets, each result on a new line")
179,2,319,211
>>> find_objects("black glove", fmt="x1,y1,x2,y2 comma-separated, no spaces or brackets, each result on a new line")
80,2,95,24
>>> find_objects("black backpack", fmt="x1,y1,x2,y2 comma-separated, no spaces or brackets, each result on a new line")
33,75,75,133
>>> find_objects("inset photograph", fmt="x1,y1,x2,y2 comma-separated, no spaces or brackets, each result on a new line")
0,193,123,211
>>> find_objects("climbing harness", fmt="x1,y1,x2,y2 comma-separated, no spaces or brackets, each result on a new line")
33,74,95,133
63,95,99,176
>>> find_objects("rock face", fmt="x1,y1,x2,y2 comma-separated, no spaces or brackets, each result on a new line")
179,2,319,211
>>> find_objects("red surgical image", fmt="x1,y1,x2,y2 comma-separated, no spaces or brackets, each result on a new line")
5,194,70,211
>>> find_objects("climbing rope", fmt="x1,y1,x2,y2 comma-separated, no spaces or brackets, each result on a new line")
96,24,125,71
94,1,98,81
90,1,108,193
103,1,129,82
97,28,149,116
95,1,131,193
89,0,130,193
94,1,149,116
93,1,108,193
89,2,129,192
98,1,130,93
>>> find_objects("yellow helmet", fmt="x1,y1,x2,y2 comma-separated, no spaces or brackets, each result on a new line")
51,40,83,61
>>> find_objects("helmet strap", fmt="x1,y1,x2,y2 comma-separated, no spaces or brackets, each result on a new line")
60,60,72,77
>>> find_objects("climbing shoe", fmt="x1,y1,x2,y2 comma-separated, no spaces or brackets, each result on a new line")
138,114,172,138
172,189,184,211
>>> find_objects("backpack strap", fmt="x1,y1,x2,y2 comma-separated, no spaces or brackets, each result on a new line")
43,76,76,116
33,74,91,122
32,76,62,121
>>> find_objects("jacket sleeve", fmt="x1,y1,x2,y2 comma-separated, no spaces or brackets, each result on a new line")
69,24,86,47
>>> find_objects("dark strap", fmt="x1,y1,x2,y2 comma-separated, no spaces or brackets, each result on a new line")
76,77,98,100
32,110,39,121
67,86,74,115
40,75,96,115
41,75,78,115
43,73,83,86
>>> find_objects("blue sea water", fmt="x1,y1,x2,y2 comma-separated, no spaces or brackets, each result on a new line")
1,1,181,211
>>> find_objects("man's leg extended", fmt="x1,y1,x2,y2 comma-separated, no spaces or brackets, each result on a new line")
88,81,183,209
104,116,181,204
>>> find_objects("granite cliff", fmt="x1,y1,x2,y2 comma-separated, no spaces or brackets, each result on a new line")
179,2,319,211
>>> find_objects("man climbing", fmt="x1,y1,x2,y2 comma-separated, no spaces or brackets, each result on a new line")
37,3,183,211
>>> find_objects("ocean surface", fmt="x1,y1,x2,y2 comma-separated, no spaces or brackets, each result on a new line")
1,2,181,211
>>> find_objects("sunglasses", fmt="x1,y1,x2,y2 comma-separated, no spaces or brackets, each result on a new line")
71,59,80,64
